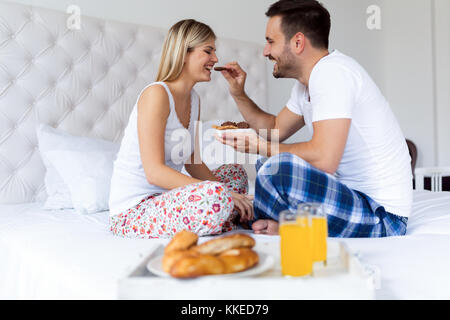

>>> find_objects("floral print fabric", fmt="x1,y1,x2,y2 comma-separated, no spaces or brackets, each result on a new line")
110,164,248,239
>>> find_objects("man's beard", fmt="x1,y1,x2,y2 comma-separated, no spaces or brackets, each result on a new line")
271,46,297,79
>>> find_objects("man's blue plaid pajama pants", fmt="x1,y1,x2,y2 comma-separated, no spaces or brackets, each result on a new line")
253,153,408,238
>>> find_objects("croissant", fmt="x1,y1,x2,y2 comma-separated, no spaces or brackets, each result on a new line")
190,233,255,255
162,249,199,273
162,231,259,278
218,248,259,274
170,254,226,278
169,248,259,278
164,230,198,254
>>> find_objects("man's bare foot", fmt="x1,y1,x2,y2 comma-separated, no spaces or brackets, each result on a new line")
252,219,279,235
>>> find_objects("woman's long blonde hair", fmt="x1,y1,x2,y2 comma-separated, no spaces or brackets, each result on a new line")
156,19,216,82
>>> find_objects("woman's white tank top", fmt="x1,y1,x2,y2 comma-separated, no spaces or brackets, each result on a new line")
109,82,199,216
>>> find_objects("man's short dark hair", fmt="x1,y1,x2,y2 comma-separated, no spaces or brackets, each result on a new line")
266,0,331,49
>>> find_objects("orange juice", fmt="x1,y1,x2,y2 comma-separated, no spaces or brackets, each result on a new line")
312,217,327,262
279,219,313,277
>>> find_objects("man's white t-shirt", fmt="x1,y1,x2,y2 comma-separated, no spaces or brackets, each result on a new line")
286,50,412,218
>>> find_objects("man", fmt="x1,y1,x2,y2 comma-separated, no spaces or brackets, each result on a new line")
217,0,412,237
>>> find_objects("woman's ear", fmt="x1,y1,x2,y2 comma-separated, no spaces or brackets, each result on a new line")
184,48,193,64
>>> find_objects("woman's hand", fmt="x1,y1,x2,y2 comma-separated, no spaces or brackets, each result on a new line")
231,192,254,223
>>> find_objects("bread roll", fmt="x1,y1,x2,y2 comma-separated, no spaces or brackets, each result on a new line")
169,255,226,278
162,231,259,278
162,249,199,273
218,248,259,274
191,233,255,255
164,230,198,254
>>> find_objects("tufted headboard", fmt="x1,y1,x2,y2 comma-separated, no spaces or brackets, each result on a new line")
0,1,268,204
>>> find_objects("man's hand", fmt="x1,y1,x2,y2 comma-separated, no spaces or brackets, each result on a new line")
218,61,281,134
215,130,270,156
219,62,247,98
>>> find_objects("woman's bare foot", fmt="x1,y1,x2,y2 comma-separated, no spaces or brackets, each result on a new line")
251,219,279,235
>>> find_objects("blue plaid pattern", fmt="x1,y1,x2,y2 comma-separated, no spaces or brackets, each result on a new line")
254,153,408,238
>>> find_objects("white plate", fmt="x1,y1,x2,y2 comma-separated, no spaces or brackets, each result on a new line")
147,251,274,279
215,128,255,137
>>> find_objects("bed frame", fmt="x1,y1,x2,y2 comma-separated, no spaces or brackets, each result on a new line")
415,167,450,192
407,139,450,192
0,0,268,204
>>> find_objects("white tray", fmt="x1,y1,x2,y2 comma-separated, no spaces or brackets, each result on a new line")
118,238,376,300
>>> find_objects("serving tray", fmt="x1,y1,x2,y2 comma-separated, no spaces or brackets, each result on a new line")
118,238,376,299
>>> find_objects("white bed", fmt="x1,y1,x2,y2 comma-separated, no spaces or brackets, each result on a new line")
1,190,450,299
1,1,450,300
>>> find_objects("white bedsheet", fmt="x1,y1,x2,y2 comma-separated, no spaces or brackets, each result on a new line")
1,190,450,299
405,190,450,236
341,234,450,299
0,203,165,299
340,190,450,299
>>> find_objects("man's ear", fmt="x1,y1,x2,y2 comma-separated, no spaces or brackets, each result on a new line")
291,32,305,54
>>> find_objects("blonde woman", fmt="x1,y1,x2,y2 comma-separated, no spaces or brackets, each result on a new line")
109,19,253,238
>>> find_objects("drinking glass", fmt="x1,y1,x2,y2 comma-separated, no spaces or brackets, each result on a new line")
279,209,313,277
298,203,328,265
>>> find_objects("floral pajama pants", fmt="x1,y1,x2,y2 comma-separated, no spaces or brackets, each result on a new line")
110,164,248,239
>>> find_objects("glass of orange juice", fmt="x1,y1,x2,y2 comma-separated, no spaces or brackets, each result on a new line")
279,210,313,277
298,203,328,265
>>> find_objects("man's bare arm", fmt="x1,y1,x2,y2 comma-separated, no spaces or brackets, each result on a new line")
273,107,305,142
220,62,276,131
270,118,351,174
232,92,276,131
220,62,305,140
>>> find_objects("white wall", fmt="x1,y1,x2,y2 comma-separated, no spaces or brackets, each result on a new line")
434,0,450,166
379,0,436,167
9,0,450,166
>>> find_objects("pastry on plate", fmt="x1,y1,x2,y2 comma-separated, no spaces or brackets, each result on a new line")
213,121,250,130
161,230,259,278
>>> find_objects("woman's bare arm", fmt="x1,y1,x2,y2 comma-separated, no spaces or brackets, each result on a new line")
137,85,202,189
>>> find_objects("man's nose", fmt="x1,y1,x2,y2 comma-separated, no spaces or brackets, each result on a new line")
263,44,270,57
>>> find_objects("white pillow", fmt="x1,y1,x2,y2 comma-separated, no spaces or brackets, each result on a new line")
45,149,118,214
36,125,73,209
36,124,119,213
